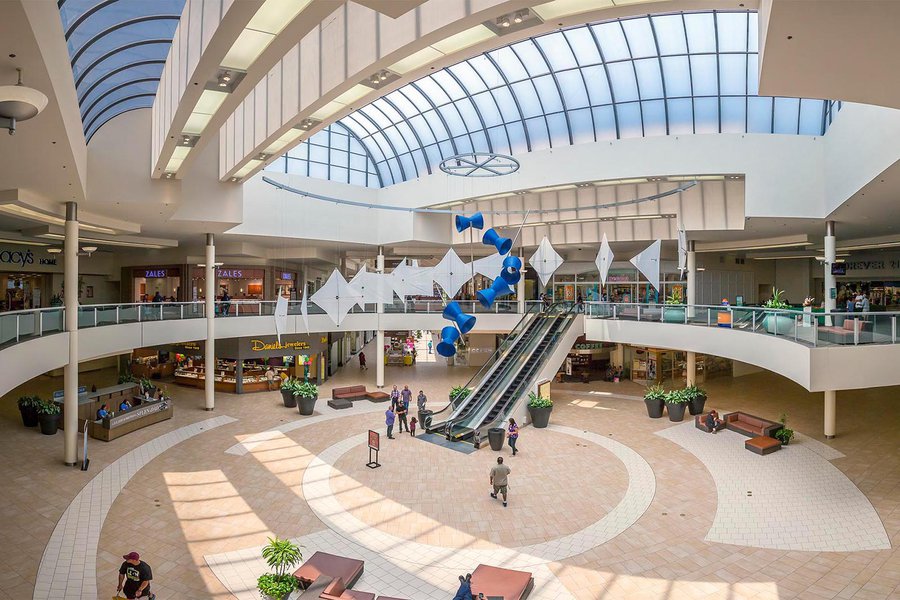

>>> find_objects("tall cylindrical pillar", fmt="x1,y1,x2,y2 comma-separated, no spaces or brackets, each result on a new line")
824,221,836,325
517,248,526,313
824,390,836,439
63,202,79,466
686,351,696,386
376,247,385,388
205,234,215,411
686,240,696,318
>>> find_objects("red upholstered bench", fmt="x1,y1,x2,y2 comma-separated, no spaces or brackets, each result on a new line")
293,552,364,590
365,391,389,402
471,564,534,600
723,412,782,438
331,385,368,401
745,435,781,455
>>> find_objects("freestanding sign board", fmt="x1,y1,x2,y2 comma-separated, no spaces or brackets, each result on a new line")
366,430,380,469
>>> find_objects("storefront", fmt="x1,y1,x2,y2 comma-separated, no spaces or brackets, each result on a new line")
172,334,328,394
816,254,900,311
190,266,266,303
274,270,298,299
130,266,182,302
550,264,684,304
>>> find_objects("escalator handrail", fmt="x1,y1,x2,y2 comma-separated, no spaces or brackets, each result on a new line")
426,302,542,428
443,303,572,436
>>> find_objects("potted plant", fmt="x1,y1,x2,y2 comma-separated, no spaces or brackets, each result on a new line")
280,377,298,408
774,414,795,445
526,391,553,428
256,536,303,600
17,395,41,427
683,385,707,416
762,288,795,335
662,290,686,323
295,381,318,415
449,385,471,405
664,389,689,422
643,384,666,418
37,399,61,435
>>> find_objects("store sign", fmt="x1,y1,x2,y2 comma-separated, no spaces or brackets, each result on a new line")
250,338,311,352
0,249,35,267
607,274,631,282
144,269,167,278
279,272,294,280
218,269,243,278
107,400,169,429
844,260,900,271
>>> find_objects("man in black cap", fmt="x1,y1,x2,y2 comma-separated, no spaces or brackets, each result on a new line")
117,551,154,599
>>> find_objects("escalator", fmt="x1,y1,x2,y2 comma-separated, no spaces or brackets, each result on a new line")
425,303,546,433
441,303,578,442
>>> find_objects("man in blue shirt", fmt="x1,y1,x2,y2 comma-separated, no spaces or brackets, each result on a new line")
385,407,395,439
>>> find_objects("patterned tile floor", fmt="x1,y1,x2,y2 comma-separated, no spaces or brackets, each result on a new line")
0,342,898,599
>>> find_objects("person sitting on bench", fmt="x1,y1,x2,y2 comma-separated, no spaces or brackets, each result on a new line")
704,410,725,433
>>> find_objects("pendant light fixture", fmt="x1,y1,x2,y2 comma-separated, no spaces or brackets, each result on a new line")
0,68,49,135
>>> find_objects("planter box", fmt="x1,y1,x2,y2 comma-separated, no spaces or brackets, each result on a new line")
665,402,687,422
281,388,297,408
297,394,318,416
764,314,795,336
19,405,39,427
644,398,664,418
528,406,552,428
688,394,707,416
38,413,60,435
662,306,686,323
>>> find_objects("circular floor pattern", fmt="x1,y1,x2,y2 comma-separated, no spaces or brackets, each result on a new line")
302,424,656,569
331,428,629,548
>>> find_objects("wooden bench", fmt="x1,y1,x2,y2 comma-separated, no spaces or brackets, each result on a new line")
745,435,781,455
331,385,369,401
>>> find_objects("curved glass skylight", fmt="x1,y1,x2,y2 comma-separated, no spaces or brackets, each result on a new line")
59,0,185,141
290,10,831,188
265,123,383,188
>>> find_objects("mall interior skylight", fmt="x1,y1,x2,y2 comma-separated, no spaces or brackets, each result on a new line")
270,10,837,188
58,0,185,142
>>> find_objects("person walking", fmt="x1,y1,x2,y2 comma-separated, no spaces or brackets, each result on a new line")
427,339,433,354
385,406,395,439
390,385,400,409
265,366,276,391
409,416,417,437
220,290,231,317
116,551,154,599
490,456,511,507
401,385,412,411
507,417,519,456
396,400,408,434
416,390,427,412
358,351,367,370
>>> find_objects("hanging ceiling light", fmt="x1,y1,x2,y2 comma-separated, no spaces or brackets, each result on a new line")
0,68,49,135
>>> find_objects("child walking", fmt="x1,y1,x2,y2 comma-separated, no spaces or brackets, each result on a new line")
409,416,417,437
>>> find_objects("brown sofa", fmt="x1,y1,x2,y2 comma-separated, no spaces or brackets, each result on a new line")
471,564,534,600
294,552,364,589
723,412,782,438
817,318,873,345
296,575,376,600
331,385,369,401
695,413,724,433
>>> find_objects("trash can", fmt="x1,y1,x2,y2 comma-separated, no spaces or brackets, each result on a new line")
488,427,505,451
419,410,433,430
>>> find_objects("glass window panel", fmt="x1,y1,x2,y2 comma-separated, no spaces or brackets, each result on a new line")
470,130,489,152
660,56,691,97
399,86,434,112
383,126,412,155
309,162,328,179
799,99,825,135
557,70,589,109
568,108,594,145
330,166,348,183
453,134,473,154
592,105,617,140
415,77,451,106
747,53,759,95
286,157,308,176
472,91,503,127
398,154,417,178
506,121,528,153
525,117,550,151
689,55,718,96
387,90,419,117
423,110,450,140
621,17,657,58
437,104,467,136
377,163,394,186
651,15,688,55
667,98,693,134
512,40,550,77
536,33,578,71
720,97,746,133
633,59,663,100
350,153,369,171
288,142,308,160
349,110,378,135
532,75,563,113
546,113,569,147
616,102,643,138
349,170,367,187
467,55,503,87
329,146,349,168
593,22,630,62
365,102,395,129
510,81,544,118
490,86,520,122
488,47,529,83
606,62,639,102
773,97,801,134
454,98,484,131
264,156,286,172
683,12,716,53
309,144,328,163
693,97,720,133
581,65,613,105
487,125,511,154
716,12,748,53
641,100,666,136
424,144,442,167
372,99,403,123
389,119,417,149
408,114,437,144
718,54,747,95
448,62,487,93
437,140,455,157
748,12,759,53
340,115,369,140
431,70,466,101
564,28,601,65
385,157,403,181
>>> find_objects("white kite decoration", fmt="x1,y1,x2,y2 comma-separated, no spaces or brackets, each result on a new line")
630,239,662,292
677,228,688,277
528,236,564,287
595,233,614,286
471,252,508,280
391,260,434,298
274,294,288,342
432,249,471,297
350,265,395,307
310,269,365,326
300,287,310,334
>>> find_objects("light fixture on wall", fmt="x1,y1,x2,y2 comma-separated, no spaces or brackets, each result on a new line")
80,246,98,256
0,68,49,135
47,247,62,254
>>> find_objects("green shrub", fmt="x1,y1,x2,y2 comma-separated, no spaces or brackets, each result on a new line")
450,386,470,401
644,384,666,402
37,400,61,416
527,391,552,408
295,381,318,398
256,573,297,599
775,414,795,444
683,385,706,400
664,389,689,404
17,395,41,410
763,287,790,310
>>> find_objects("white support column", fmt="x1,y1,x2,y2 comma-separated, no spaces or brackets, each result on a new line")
824,390,836,439
301,265,309,297
824,221,836,326
686,240,696,318
686,351,696,386
376,247,385,388
205,234,215,411
517,248,526,313
63,202,79,466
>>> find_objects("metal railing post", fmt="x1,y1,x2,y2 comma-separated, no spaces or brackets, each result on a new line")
259,302,262,316
116,305,120,324
39,311,43,336
814,318,818,347
854,319,859,345
707,308,711,327
773,312,777,336
16,314,20,342
752,311,756,331
893,316,897,344
636,305,641,321
159,304,163,321
180,304,184,320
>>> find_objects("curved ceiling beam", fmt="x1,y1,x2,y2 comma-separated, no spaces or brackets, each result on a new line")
81,77,160,121
78,59,165,104
84,92,156,134
69,15,180,67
